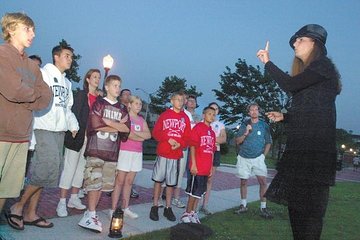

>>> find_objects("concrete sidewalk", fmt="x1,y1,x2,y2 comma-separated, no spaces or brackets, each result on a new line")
0,163,270,240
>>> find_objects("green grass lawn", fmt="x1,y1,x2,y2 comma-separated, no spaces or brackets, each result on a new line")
126,182,360,240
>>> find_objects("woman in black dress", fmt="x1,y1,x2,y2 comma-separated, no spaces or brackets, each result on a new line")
257,24,341,239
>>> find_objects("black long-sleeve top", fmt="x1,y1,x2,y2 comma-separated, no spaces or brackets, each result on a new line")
265,57,340,185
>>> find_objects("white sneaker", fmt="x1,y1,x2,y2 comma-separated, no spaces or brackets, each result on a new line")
172,198,186,208
180,212,191,223
68,197,86,210
189,211,201,224
78,211,102,233
56,201,68,217
124,208,139,219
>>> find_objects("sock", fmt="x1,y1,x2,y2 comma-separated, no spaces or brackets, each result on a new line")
260,201,267,209
70,194,78,200
241,199,247,207
59,198,66,204
88,210,96,217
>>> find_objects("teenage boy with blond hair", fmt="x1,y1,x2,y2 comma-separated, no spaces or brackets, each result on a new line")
0,12,52,230
78,75,130,233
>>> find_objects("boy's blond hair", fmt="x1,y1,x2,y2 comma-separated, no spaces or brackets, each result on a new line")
129,95,142,104
170,91,183,100
105,75,122,86
1,12,34,42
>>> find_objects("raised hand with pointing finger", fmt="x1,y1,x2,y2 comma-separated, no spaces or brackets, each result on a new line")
257,40,270,64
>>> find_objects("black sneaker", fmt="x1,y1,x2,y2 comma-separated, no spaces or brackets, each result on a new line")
149,206,159,221
130,188,139,198
234,204,248,214
260,208,273,219
163,207,176,221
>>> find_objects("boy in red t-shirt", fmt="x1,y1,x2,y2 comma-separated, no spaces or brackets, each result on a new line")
181,106,216,224
149,92,191,222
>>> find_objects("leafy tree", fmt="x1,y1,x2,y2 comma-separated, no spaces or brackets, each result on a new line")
213,58,289,158
213,58,287,126
59,39,81,83
150,75,202,114
336,128,356,149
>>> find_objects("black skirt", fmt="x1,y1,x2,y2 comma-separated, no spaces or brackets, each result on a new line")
265,150,336,206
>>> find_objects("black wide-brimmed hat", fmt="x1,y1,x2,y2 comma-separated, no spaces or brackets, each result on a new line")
289,24,327,54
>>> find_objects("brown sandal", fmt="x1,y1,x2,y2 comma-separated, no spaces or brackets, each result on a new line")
24,217,54,228
5,209,24,230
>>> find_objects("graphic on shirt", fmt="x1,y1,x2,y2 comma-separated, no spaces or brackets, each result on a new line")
200,135,215,153
103,106,122,121
134,124,141,131
94,104,123,144
97,131,118,142
51,84,70,107
163,118,186,137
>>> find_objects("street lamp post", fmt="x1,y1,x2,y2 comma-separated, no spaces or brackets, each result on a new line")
102,54,114,93
341,144,346,160
135,88,151,121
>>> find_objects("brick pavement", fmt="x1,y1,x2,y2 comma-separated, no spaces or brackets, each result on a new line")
3,164,358,220
4,163,276,220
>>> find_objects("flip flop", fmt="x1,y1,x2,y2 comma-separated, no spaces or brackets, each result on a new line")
4,210,24,230
24,217,54,228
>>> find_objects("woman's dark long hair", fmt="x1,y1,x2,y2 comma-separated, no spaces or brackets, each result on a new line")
291,40,342,94
83,69,101,93
291,40,325,76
